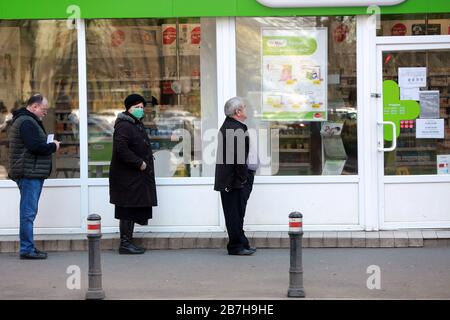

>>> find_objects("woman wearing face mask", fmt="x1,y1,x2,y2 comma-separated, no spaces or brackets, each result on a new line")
109,94,158,254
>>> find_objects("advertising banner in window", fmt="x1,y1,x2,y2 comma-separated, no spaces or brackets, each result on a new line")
261,28,328,121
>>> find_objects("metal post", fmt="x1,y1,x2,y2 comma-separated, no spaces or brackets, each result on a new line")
287,211,305,298
85,214,105,300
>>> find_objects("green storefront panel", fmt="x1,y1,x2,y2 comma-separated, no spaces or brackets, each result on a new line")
0,0,449,19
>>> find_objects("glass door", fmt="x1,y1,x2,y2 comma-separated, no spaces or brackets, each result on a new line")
377,43,450,229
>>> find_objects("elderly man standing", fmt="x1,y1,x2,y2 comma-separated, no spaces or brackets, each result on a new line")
214,97,256,256
8,94,60,260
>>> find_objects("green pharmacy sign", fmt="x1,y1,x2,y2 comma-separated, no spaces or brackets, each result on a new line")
383,80,420,142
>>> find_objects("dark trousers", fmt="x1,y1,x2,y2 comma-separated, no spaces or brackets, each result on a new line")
220,171,255,253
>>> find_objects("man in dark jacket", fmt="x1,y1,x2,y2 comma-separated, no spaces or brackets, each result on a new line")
109,94,158,254
8,94,60,260
214,97,256,256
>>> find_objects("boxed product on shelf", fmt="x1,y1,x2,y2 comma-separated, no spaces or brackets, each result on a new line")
430,76,447,86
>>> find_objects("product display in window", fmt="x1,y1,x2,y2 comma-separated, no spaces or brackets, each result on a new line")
86,18,216,178
237,16,358,176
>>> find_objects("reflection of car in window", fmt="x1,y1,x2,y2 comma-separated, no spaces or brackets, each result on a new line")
153,109,199,136
88,115,114,163
88,115,114,139
148,110,200,156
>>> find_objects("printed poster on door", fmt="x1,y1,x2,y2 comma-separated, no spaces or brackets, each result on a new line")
261,28,328,121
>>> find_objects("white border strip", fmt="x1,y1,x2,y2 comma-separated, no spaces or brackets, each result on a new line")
376,35,450,45
256,0,405,8
77,19,89,233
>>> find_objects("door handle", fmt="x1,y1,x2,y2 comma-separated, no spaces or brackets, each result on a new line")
378,121,397,152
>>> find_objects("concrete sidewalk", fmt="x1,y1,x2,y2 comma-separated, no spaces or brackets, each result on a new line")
1,230,450,253
1,248,450,300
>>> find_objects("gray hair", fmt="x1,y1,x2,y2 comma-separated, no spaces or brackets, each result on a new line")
224,97,245,117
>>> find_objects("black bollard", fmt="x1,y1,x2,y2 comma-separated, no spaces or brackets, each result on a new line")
287,211,305,298
85,214,105,300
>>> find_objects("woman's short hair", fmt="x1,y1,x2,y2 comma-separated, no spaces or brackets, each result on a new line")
224,97,245,116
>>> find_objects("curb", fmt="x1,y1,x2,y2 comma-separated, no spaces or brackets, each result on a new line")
1,230,450,253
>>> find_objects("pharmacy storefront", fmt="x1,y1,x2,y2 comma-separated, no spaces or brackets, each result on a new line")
0,0,449,235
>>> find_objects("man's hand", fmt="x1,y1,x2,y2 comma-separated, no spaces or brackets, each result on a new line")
140,161,147,171
54,140,61,151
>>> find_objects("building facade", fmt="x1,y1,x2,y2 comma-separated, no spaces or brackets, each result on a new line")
0,0,449,235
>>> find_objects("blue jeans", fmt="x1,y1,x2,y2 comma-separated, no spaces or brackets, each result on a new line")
17,178,44,254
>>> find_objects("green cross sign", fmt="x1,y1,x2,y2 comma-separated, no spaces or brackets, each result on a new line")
383,80,420,142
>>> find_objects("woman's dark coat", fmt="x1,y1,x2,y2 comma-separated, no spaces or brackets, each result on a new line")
109,112,157,208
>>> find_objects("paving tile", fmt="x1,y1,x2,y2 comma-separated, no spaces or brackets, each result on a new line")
407,231,423,247
196,233,212,249
168,233,185,250
56,240,72,251
0,241,17,253
153,233,171,250
71,239,88,251
421,231,437,239
301,232,309,248
252,232,269,248
280,232,290,248
379,231,394,248
266,232,281,248
351,232,366,248
436,231,450,239
394,231,409,248
100,239,113,250
143,236,156,249
365,232,380,248
0,236,19,242
210,232,227,249
323,232,337,248
182,233,198,249
309,232,323,248
111,238,121,250
337,232,351,248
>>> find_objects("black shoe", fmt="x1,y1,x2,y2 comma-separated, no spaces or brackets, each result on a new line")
228,248,255,256
246,247,257,253
20,250,47,260
34,248,47,255
119,241,145,255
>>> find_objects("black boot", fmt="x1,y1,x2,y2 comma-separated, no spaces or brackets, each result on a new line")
119,220,145,254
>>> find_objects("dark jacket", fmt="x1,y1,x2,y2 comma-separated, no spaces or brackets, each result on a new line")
8,108,56,181
214,116,249,191
109,112,157,207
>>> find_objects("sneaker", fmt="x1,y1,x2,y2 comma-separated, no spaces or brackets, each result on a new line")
20,250,47,260
228,248,255,256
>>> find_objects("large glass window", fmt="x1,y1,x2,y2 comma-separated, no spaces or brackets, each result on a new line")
86,18,217,178
0,20,79,179
378,14,450,36
236,17,357,176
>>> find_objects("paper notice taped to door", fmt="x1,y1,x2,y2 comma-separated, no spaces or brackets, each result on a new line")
416,119,444,139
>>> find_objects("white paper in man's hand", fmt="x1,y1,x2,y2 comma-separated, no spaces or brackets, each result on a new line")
47,134,54,144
